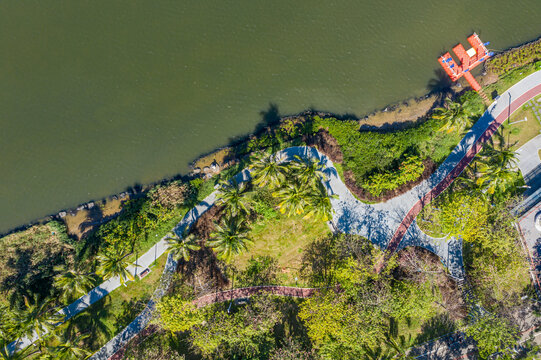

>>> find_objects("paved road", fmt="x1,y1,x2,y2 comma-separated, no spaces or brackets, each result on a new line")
12,71,541,359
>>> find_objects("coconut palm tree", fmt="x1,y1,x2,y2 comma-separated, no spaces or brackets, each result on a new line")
303,190,337,222
0,343,39,360
96,249,137,285
476,145,518,195
53,267,97,302
47,333,90,360
433,98,473,133
14,296,64,344
207,217,253,263
165,231,200,262
272,180,310,217
249,151,288,189
216,178,252,217
290,155,327,186
382,332,415,360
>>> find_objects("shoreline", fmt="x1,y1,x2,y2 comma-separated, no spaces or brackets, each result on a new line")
2,34,540,239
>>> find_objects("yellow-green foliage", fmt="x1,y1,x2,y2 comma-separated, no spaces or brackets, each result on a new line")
312,115,461,194
362,155,425,196
156,294,202,333
487,38,541,75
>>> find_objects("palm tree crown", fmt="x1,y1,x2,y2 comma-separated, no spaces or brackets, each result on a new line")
434,99,473,133
96,250,137,285
216,178,252,217
165,231,201,262
291,155,327,186
273,180,310,217
476,146,518,195
53,267,96,302
303,190,337,222
15,296,64,342
207,217,253,263
249,152,288,189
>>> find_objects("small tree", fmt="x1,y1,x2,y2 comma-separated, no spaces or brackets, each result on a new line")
155,295,202,333
465,314,519,359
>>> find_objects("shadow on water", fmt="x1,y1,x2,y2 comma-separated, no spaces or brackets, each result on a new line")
427,68,453,94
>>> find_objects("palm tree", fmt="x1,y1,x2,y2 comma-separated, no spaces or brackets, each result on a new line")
207,217,253,263
303,190,337,222
382,332,415,360
290,155,327,186
433,98,473,133
249,151,288,189
165,231,200,262
96,249,137,285
272,180,309,217
53,266,97,302
216,178,252,217
363,344,395,360
14,296,64,344
48,333,90,360
476,146,518,195
0,344,39,360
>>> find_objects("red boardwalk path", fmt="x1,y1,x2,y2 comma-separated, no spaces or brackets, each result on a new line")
193,286,318,308
387,83,541,254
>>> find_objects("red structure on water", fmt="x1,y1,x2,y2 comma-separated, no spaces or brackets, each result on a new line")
438,33,493,92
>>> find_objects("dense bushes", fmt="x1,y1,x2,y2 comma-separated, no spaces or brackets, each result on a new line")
363,155,425,196
311,114,460,196
486,38,541,76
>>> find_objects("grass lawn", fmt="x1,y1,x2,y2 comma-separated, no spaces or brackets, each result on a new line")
233,213,331,285
65,253,167,352
501,95,541,149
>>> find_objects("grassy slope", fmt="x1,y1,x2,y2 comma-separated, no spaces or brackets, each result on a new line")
233,213,331,285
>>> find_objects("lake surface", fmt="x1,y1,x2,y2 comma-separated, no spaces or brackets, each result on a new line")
1,1,540,233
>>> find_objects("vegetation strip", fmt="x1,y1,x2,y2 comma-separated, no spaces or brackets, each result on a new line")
388,81,541,254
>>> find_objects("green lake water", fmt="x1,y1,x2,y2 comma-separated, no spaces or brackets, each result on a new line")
1,1,540,233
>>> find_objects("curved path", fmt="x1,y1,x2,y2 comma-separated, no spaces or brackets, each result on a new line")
193,285,319,307
9,71,538,359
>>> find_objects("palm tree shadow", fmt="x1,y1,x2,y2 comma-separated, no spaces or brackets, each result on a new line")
255,103,281,133
427,68,453,94
63,296,113,350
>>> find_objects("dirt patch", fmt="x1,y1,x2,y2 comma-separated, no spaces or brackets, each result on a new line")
305,129,343,163
396,247,466,320
63,197,127,240
189,205,224,241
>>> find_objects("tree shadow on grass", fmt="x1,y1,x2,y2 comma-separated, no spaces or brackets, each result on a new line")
415,313,458,345
64,295,113,351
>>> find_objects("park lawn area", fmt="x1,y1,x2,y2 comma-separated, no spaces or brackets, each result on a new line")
233,213,331,285
501,94,541,149
65,253,167,352
0,222,74,307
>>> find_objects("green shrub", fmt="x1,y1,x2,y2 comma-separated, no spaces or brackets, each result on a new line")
362,155,425,196
486,38,541,75
312,115,461,193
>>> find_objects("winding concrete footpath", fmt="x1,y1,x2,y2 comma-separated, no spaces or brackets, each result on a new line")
11,71,541,359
